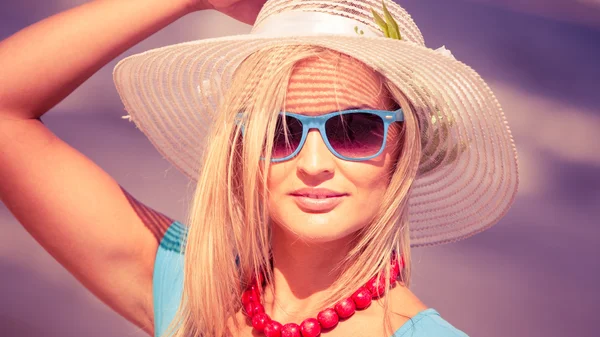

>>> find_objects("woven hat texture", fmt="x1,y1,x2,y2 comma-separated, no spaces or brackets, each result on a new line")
113,0,519,247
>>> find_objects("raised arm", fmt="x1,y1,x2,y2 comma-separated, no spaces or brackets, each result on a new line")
0,0,263,334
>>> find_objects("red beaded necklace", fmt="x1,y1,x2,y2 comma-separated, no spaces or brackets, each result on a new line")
241,255,405,337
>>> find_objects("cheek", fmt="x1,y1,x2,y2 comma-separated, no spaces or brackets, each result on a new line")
266,162,289,192
344,129,401,210
341,153,395,197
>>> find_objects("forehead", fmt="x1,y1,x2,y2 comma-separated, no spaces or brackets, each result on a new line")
284,53,392,115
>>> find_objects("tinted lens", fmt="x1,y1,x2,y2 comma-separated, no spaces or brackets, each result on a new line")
325,113,385,158
272,114,304,159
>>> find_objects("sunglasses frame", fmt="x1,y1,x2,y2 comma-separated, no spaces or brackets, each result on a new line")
238,108,404,162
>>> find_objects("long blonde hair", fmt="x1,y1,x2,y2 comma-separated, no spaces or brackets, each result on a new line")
164,45,423,337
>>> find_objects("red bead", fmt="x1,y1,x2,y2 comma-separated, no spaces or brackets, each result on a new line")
245,302,264,317
365,275,386,298
351,287,372,309
253,303,265,314
334,298,356,319
243,302,254,317
300,318,321,337
242,289,258,305
281,323,301,337
252,313,271,331
264,321,283,337
317,308,339,329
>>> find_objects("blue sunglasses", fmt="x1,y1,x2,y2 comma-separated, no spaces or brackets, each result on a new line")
238,108,404,162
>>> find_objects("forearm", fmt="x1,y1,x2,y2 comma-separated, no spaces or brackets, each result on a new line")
0,0,194,119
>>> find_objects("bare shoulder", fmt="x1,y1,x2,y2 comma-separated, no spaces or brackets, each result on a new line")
388,284,429,318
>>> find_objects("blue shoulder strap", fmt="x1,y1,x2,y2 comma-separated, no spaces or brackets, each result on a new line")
153,221,187,337
391,308,469,337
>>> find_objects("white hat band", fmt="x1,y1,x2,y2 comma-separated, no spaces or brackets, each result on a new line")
251,11,382,38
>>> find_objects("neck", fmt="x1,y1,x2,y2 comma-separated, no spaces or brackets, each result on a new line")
263,224,354,321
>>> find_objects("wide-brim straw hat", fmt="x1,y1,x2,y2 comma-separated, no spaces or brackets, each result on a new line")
113,0,519,247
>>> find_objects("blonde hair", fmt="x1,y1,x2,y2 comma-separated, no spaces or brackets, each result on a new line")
163,45,423,337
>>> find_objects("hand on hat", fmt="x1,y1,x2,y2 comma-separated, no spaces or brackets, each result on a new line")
194,0,267,24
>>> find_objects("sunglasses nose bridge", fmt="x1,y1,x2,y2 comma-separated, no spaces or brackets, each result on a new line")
295,128,336,173
300,118,329,147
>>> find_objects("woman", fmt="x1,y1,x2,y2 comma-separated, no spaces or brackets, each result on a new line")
0,0,519,336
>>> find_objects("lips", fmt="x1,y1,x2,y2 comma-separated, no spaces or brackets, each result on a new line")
297,194,333,199
288,188,348,212
289,188,347,198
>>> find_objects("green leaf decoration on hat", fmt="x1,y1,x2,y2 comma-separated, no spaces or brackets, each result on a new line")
371,0,402,40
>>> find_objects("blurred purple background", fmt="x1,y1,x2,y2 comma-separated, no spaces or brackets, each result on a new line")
1,0,599,336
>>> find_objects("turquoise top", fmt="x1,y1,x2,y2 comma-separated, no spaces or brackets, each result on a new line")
153,222,469,337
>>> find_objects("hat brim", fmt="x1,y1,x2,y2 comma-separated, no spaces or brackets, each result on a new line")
113,34,519,247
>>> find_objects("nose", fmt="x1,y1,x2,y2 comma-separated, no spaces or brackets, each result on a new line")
296,129,336,177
